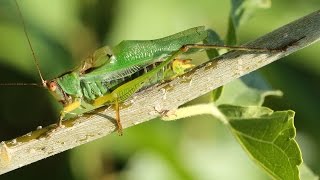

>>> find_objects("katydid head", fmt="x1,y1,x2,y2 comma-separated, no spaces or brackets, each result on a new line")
45,72,82,105
45,80,68,104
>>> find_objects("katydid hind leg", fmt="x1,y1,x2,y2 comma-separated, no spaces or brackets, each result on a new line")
115,98,123,136
184,27,290,54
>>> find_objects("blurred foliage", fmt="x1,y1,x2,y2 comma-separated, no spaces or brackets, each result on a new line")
0,0,319,179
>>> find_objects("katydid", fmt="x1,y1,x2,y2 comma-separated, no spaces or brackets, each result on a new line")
4,0,285,135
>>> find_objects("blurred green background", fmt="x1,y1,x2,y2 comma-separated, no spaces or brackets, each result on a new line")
0,0,319,179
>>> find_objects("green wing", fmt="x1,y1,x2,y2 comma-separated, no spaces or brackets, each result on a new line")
82,26,208,82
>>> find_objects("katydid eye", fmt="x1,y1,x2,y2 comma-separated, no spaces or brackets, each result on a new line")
48,81,57,91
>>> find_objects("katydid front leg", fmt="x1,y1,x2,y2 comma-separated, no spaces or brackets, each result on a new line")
58,100,82,126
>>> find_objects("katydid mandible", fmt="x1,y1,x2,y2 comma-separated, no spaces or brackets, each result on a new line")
5,0,284,135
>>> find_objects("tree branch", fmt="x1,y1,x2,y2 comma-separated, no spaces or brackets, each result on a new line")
1,10,320,175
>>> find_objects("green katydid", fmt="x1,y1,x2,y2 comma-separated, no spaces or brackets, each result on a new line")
5,0,285,135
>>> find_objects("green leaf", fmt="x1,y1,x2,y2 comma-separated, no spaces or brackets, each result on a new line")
299,163,319,180
204,29,224,59
211,86,223,102
215,72,283,106
226,0,271,45
219,105,302,180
